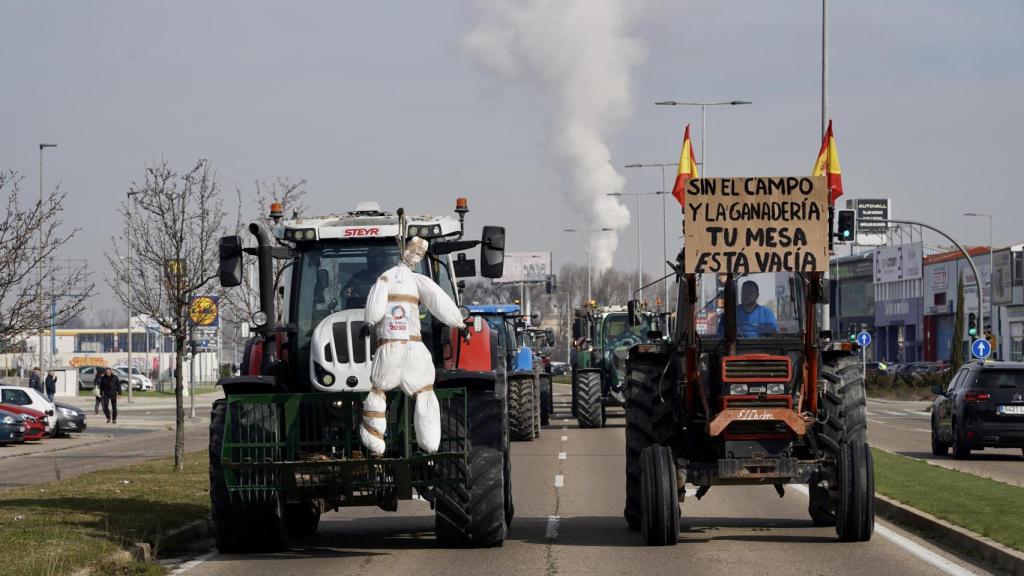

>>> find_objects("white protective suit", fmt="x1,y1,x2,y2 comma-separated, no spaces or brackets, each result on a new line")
360,237,465,456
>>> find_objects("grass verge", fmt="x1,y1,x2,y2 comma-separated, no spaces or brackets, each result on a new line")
0,450,209,575
873,448,1024,552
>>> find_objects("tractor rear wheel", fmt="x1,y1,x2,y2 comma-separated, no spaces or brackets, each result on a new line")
624,354,677,531
435,388,507,548
539,374,552,426
533,373,542,438
209,399,288,553
575,371,605,429
640,445,679,546
286,501,321,538
818,354,874,542
508,376,535,442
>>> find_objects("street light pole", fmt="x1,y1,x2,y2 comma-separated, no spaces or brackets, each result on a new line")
37,143,57,371
654,100,752,178
965,212,994,351
126,191,141,404
625,163,676,309
607,192,660,303
564,227,615,304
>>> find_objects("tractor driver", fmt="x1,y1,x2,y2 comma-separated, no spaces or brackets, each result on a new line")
342,246,397,309
718,280,780,338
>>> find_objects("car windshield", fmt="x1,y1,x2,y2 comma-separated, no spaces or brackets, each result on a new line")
975,371,1024,390
695,272,805,339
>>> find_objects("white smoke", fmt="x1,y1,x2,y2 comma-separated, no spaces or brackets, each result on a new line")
464,0,647,271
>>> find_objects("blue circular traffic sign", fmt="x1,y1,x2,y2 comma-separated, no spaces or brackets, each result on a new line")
971,338,991,359
856,331,872,347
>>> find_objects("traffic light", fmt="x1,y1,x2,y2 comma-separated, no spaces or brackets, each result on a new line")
968,313,978,337
848,322,857,342
836,209,856,242
545,274,557,294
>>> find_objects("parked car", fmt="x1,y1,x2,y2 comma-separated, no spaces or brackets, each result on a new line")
0,404,46,441
78,366,130,393
0,407,26,445
931,361,1024,459
550,361,569,376
0,385,55,436
113,366,155,391
53,402,87,436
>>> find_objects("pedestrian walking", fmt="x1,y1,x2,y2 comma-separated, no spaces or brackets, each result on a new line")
28,367,43,394
98,367,120,424
44,370,57,402
93,374,102,414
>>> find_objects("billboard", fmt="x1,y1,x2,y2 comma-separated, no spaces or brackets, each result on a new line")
847,198,890,246
993,249,1013,305
874,242,922,284
684,177,829,274
496,252,552,284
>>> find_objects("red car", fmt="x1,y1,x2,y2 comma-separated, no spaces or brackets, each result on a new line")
0,404,46,441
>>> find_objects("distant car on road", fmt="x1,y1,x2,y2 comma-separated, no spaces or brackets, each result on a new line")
931,361,1024,459
0,385,55,436
0,404,46,441
113,366,155,391
0,407,26,445
78,366,131,392
53,401,87,436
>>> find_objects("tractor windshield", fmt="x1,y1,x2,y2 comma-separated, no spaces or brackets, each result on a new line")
695,272,805,339
601,313,650,348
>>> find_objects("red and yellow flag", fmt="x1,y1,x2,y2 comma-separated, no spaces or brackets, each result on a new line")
812,119,844,205
671,124,699,206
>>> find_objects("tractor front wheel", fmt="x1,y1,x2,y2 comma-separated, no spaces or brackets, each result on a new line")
640,445,679,546
575,371,605,429
508,376,536,442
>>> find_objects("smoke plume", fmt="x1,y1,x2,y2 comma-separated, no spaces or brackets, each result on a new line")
464,0,647,271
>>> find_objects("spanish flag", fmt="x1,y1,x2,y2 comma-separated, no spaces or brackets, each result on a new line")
671,124,699,207
812,119,844,205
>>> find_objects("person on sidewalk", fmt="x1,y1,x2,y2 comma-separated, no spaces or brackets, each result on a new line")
93,375,102,415
98,367,120,424
44,370,57,402
28,367,43,394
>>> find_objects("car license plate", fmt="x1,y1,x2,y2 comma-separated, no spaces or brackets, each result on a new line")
997,405,1024,415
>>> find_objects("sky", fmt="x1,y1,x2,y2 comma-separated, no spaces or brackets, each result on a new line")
2,0,1022,311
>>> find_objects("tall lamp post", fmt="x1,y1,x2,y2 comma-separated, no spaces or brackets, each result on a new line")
624,163,679,309
563,227,615,304
125,191,143,403
965,212,994,349
653,100,752,177
38,143,57,371
607,191,662,303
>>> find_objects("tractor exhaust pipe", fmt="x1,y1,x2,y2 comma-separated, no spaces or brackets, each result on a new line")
249,222,277,369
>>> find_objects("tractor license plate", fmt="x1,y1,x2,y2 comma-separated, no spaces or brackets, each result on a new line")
997,405,1024,415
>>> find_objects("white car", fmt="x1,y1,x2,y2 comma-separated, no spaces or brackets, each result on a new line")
113,366,155,391
0,385,56,436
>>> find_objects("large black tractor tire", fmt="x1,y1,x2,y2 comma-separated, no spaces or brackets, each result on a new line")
808,472,835,527
435,388,507,548
640,445,679,546
502,390,515,529
286,501,321,539
624,355,677,531
539,374,552,427
209,399,288,553
575,371,605,429
818,355,874,542
571,372,579,418
533,374,542,438
508,376,536,442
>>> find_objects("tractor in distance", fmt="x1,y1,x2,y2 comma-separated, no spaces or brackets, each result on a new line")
211,198,515,551
622,175,874,545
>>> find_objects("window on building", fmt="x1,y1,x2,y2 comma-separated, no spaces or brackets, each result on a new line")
934,293,946,307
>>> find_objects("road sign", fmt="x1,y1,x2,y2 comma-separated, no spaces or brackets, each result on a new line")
848,198,890,246
188,295,220,327
971,338,991,359
856,331,872,347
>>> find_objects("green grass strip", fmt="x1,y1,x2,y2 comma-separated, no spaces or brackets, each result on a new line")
0,451,210,575
873,448,1024,551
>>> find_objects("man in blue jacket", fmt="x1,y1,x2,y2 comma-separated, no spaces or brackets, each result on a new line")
718,281,780,338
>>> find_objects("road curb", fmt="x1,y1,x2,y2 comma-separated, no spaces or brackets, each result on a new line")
0,434,115,461
69,517,212,576
875,493,1024,576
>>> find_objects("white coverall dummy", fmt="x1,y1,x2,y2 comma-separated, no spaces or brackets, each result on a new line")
360,237,465,456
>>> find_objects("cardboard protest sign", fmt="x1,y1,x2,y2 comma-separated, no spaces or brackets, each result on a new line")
684,177,829,274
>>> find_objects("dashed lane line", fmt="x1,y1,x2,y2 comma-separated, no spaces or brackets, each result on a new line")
554,474,564,488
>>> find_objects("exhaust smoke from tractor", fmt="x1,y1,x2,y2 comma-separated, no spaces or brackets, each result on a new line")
463,0,649,271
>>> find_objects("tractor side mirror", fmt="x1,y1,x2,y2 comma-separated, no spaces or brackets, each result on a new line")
218,235,243,287
931,383,943,396
627,299,641,327
480,226,506,278
453,252,476,278
545,328,555,347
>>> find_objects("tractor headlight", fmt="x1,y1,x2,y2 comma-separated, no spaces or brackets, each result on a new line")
730,384,749,395
252,311,268,327
766,383,786,395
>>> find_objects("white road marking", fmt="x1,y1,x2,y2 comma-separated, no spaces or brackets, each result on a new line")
883,410,909,417
868,418,885,425
168,550,217,575
561,435,568,442
554,474,564,488
909,411,932,417
790,485,980,576
545,515,560,539
558,452,567,460
915,428,931,433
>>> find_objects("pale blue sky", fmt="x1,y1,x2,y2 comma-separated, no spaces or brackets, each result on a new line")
2,1,1021,308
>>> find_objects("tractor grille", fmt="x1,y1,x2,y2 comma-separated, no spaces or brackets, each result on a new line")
722,355,791,383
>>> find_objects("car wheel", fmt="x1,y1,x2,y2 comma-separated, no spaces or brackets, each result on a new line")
930,419,948,456
951,420,971,460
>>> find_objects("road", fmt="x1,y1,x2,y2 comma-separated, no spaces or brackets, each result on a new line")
174,385,991,576
866,398,1024,487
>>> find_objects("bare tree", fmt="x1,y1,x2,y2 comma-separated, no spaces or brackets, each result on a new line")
0,171,94,350
105,159,229,472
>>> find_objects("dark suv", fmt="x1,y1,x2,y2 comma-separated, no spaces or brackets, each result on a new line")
931,361,1024,459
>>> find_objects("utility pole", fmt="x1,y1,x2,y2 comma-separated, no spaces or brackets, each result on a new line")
38,143,57,370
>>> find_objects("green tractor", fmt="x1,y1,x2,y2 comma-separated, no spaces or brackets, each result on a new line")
570,304,663,428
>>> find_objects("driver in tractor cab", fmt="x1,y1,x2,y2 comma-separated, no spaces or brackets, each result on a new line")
342,245,396,309
718,280,780,338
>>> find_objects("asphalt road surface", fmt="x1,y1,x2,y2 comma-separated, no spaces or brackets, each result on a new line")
866,398,1024,487
174,385,992,576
